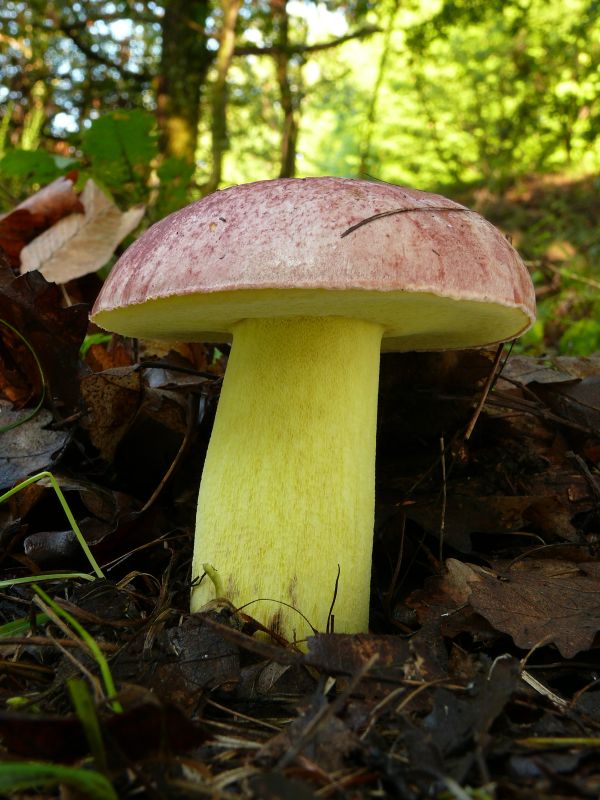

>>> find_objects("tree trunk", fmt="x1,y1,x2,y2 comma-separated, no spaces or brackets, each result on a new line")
157,0,212,163
358,0,400,177
207,0,243,193
271,0,299,178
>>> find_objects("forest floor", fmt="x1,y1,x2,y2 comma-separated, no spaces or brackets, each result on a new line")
0,176,599,799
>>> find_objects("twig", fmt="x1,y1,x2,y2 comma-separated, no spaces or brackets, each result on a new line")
382,512,406,617
326,565,340,634
439,434,446,565
205,698,281,732
464,343,505,441
360,677,448,741
341,206,473,239
520,669,569,710
568,451,600,502
540,260,600,292
140,394,198,514
0,635,118,651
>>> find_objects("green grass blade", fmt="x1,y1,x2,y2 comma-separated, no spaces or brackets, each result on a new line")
0,572,96,589
80,332,113,357
33,585,122,713
0,471,104,579
68,678,109,773
0,613,49,637
0,762,118,800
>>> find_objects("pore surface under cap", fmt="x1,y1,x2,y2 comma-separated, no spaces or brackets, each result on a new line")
91,177,536,348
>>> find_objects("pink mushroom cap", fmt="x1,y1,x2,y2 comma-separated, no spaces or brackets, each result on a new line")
91,177,536,350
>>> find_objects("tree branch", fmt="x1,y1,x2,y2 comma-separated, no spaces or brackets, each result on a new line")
59,24,153,82
14,10,155,82
234,25,380,57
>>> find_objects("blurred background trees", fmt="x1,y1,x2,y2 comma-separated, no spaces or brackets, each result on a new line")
1,0,599,352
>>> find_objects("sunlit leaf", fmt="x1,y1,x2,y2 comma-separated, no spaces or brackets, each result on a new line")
20,179,145,283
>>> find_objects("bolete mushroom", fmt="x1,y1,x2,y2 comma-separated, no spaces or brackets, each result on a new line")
91,177,536,642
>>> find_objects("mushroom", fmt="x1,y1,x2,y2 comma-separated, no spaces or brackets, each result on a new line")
91,177,536,642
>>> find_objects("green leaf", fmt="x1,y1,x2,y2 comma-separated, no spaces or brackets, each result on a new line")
82,110,157,200
0,762,118,800
0,149,63,183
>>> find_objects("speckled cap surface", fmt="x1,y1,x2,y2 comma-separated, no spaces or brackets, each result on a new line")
91,177,536,347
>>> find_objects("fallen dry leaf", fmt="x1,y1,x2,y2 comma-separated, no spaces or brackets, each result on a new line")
0,173,83,268
404,558,494,639
20,179,145,283
84,336,133,371
308,633,408,677
406,557,600,658
422,656,518,772
0,256,88,417
468,560,600,658
406,493,580,551
439,558,600,659
80,366,143,461
0,403,70,489
530,376,600,435
0,688,205,761
150,613,241,705
17,476,137,566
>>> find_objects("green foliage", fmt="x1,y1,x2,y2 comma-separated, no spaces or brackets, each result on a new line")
560,317,600,355
81,110,157,204
438,782,496,800
475,175,600,354
0,2,598,355
0,101,13,156
155,156,196,217
300,0,600,188
0,149,74,185
0,111,158,208
518,318,546,352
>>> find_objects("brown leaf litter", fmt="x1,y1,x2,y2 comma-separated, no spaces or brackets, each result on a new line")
1,255,600,796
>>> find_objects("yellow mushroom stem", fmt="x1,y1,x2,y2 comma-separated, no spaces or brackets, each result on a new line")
190,316,384,643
